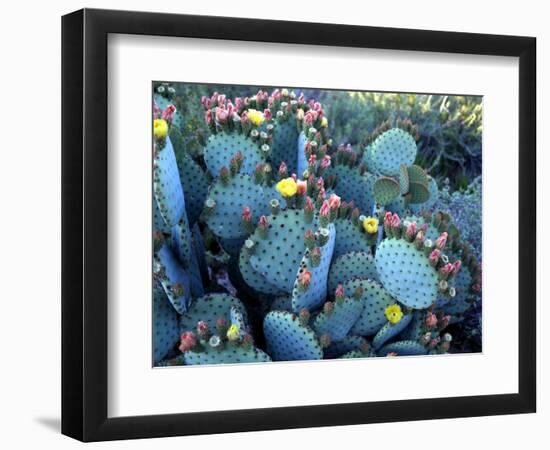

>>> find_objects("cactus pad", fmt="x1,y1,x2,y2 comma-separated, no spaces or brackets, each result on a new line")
291,224,336,312
271,120,300,175
375,238,438,309
204,132,263,175
179,293,246,332
369,128,417,176
263,311,323,361
205,174,267,240
324,335,368,359
333,218,373,259
399,165,409,195
347,279,395,336
270,296,293,312
372,314,413,350
183,345,271,365
156,244,191,313
312,297,364,341
407,181,430,204
154,137,185,227
153,286,180,364
177,152,209,225
328,251,379,294
238,247,285,295
378,340,428,356
329,165,376,213
373,176,401,205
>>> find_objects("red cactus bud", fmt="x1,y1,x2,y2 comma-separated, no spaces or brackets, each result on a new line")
296,179,307,196
319,201,330,217
436,232,448,250
320,155,331,169
162,104,176,122
242,206,252,222
179,331,197,353
298,307,310,325
323,301,334,314
196,320,209,337
258,215,269,229
429,249,441,265
335,284,345,301
425,311,438,328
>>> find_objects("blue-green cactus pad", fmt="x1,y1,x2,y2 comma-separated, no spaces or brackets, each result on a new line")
220,237,246,257
399,165,410,195
154,137,185,227
328,165,376,213
262,185,288,210
324,335,367,359
373,176,401,205
400,311,424,341
238,247,285,295
157,244,191,313
407,182,430,204
333,219,372,259
297,131,308,177
183,345,271,365
347,279,395,336
375,238,438,309
410,176,438,214
153,287,180,364
249,209,312,293
328,251,379,294
191,222,208,279
385,195,406,216
271,296,293,311
171,217,193,266
339,349,376,359
204,132,263,176
312,297,364,342
378,340,428,356
263,311,323,361
177,152,209,225
271,120,300,175
369,128,417,176
406,164,429,186
154,198,171,233
372,314,413,350
205,174,268,240
179,293,246,332
291,223,335,312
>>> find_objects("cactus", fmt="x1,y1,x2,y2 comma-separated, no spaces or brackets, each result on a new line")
328,251,378,294
372,314,413,350
177,152,209,225
264,311,323,361
313,294,364,342
347,279,395,336
324,335,368,359
378,340,428,356
179,293,246,332
154,244,191,314
153,286,180,364
183,345,272,365
366,128,417,176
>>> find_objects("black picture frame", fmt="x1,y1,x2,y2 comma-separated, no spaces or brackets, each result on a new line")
61,8,536,442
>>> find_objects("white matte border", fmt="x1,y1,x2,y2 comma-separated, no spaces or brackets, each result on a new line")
108,34,518,418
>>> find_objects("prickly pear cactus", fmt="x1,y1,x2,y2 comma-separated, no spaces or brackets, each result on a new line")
153,286,180,364
179,293,246,332
328,251,379,294
372,314,413,350
177,152,209,225
324,335,368,359
313,295,364,342
183,345,271,365
347,279,395,336
264,311,323,361
155,244,191,314
367,128,417,177
204,132,264,176
378,340,428,356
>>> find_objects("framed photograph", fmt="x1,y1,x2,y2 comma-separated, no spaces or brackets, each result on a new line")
61,8,536,442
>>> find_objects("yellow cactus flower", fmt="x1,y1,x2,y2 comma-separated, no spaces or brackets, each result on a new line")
226,324,240,342
320,117,328,128
385,304,403,324
276,177,298,198
247,109,265,126
153,119,168,140
362,217,378,234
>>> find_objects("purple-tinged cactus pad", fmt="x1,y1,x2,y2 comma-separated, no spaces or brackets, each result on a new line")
375,238,438,309
238,246,285,296
157,244,191,313
378,340,428,357
328,165,376,213
372,314,413,350
205,174,268,240
291,223,336,312
368,128,417,177
179,293,247,333
271,120,300,175
312,297,364,342
263,311,323,361
183,345,271,365
154,137,186,228
324,335,368,359
249,209,313,293
204,132,263,176
333,218,372,259
328,251,379,294
347,279,395,336
177,152,209,225
153,286,180,364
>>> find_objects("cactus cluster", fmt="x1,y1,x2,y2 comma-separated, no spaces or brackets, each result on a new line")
152,85,482,366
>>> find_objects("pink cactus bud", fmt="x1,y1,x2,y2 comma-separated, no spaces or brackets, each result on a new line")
304,111,315,126
298,93,305,104
335,284,345,300
429,249,441,264
323,301,334,314
153,102,162,119
215,107,229,123
179,331,197,353
196,320,209,336
305,229,315,240
234,97,243,110
384,211,393,226
321,155,331,169
298,308,310,325
452,260,462,275
291,173,297,181
242,206,252,222
205,109,213,125
299,270,312,288
161,104,176,123
440,315,451,328
308,153,317,166
415,230,425,243
328,193,341,211
439,263,454,277
263,109,272,121
240,111,249,124
319,201,330,217
296,180,307,196
200,96,210,109
435,232,448,250
386,352,398,357
304,196,315,212
406,221,417,238
425,311,438,328
419,223,429,233
278,161,288,176
391,213,401,229
217,94,226,106
258,215,269,229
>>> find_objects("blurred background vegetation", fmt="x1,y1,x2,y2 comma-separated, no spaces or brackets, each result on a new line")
156,82,482,190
